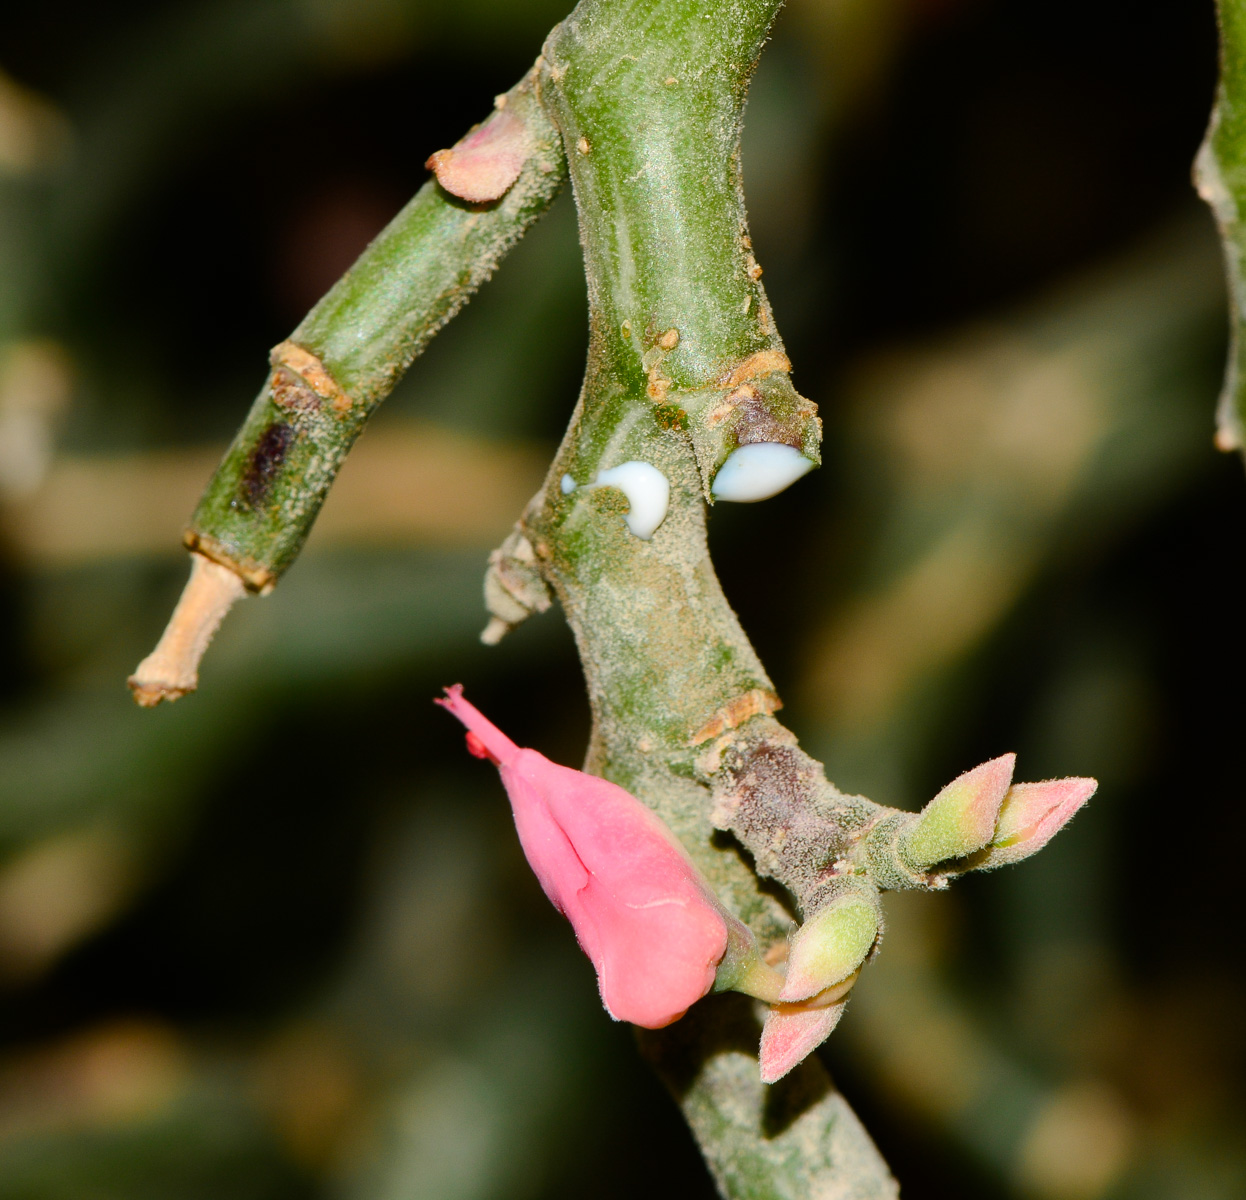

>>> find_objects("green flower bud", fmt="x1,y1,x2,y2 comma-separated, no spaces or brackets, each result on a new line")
780,886,879,1003
900,753,1015,868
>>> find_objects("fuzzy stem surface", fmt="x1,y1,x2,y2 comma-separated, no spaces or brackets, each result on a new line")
519,2,896,1195
126,2,1075,1195
185,69,567,591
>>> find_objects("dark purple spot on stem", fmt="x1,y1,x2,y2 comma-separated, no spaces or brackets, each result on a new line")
241,423,295,507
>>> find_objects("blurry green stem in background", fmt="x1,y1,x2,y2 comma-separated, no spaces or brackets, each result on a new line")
1198,0,1246,460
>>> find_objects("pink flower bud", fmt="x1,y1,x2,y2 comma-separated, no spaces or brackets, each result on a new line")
900,753,1016,868
968,777,1097,869
436,686,729,1029
759,996,848,1085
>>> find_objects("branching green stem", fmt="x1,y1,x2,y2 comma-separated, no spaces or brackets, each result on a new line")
186,70,566,591
131,2,1084,1196
498,3,898,1194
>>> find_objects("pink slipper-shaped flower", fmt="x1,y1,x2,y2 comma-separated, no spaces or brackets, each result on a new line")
437,686,730,1029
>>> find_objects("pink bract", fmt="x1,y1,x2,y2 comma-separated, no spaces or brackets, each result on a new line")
436,685,729,1029
759,999,847,1085
425,108,528,203
974,776,1098,868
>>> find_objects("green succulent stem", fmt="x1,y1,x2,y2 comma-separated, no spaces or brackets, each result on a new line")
132,0,1086,1195
183,69,566,590
503,1,890,1195
1198,0,1246,457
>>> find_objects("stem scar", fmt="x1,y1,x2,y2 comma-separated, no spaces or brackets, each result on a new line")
715,349,791,389
426,107,530,203
270,341,351,415
691,688,783,746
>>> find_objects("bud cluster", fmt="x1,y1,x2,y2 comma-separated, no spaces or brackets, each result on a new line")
438,688,1094,1083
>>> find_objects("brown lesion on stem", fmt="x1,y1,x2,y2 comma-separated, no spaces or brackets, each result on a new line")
703,351,817,451
703,381,819,447
269,341,351,416
238,422,296,508
681,353,820,498
127,552,246,707
706,721,894,911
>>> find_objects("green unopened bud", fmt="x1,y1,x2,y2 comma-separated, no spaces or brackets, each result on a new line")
779,887,879,1003
900,753,1015,868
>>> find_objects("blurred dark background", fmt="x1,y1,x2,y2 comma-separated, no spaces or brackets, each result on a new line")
0,1,1241,1197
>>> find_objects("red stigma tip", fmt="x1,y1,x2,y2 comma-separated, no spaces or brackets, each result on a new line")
465,731,498,763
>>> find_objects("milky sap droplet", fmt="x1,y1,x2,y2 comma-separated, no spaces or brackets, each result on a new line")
711,443,814,502
592,461,670,540
560,473,577,494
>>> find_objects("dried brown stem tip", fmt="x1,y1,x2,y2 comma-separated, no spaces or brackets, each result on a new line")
127,552,246,707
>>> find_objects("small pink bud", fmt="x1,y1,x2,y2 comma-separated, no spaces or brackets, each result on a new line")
426,108,528,203
900,753,1016,868
437,686,729,1029
759,997,848,1085
968,777,1097,869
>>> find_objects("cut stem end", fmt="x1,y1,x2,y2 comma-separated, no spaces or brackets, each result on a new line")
128,552,246,707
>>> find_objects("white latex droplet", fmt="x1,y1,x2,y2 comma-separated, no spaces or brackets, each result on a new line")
560,473,577,494
711,443,814,502
592,461,670,540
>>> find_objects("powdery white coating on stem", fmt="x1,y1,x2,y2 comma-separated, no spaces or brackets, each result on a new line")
591,461,670,539
710,442,814,502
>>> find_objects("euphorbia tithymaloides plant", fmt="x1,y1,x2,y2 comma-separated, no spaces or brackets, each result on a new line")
128,0,1097,1194
438,687,1092,1082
